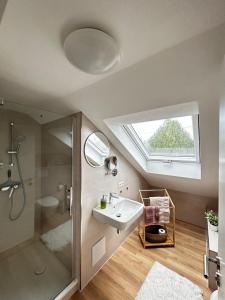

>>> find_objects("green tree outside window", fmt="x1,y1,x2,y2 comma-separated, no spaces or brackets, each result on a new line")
145,119,194,155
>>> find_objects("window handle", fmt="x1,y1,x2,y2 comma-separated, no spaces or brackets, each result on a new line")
163,160,172,164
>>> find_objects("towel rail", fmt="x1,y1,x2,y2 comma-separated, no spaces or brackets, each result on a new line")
138,189,175,248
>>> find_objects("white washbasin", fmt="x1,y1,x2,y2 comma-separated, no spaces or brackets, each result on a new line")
93,197,144,230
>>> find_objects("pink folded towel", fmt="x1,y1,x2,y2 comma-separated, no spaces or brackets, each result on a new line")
150,197,170,224
144,205,160,225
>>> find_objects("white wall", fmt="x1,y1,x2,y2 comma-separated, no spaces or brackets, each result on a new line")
80,114,149,288
64,23,225,198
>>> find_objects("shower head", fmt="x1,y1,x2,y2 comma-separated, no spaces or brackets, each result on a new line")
15,135,26,153
16,135,26,143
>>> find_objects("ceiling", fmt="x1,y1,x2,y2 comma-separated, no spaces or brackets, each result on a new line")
0,0,225,107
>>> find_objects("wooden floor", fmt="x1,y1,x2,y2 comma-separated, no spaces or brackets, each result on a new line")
71,220,211,300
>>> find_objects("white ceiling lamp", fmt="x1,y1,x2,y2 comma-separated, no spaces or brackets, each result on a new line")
64,28,121,75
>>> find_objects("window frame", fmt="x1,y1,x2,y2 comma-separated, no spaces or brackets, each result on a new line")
123,114,200,163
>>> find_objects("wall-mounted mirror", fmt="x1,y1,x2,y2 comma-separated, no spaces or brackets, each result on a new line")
84,131,110,167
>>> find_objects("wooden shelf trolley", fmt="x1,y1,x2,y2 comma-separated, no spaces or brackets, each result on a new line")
139,189,175,248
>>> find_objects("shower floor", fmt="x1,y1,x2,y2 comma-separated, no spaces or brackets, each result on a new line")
0,240,72,300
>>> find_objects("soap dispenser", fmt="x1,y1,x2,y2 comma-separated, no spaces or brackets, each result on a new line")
100,194,107,209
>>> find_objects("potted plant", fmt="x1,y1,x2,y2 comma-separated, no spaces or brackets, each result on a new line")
205,210,218,232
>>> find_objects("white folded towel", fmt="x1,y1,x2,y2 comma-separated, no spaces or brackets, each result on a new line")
149,196,170,223
150,196,169,207
159,215,170,223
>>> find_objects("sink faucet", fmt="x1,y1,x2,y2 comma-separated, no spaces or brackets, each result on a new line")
109,192,119,205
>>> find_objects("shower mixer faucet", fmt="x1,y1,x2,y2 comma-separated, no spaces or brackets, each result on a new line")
0,169,21,197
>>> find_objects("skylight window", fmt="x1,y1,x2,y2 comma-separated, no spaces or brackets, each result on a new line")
125,115,199,162
105,102,201,178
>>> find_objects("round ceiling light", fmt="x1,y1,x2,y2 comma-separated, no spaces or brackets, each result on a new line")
64,28,120,75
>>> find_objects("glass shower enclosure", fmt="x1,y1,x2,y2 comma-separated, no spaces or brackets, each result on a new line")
0,100,78,300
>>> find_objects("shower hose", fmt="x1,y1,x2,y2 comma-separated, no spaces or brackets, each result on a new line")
9,154,26,221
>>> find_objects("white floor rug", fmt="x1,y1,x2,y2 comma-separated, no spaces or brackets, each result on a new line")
135,262,203,300
41,220,72,252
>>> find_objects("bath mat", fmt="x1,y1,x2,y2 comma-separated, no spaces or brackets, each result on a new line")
135,262,203,300
41,220,72,252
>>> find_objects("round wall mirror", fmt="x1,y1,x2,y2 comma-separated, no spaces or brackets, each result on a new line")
84,131,110,167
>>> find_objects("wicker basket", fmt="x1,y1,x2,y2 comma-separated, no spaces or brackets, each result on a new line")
145,225,167,243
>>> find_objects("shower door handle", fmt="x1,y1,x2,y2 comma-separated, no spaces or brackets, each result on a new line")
70,186,73,216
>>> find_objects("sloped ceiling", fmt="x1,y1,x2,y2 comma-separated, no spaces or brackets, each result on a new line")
0,1,225,197
64,24,225,198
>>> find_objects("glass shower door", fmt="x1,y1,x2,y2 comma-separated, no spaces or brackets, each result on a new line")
0,102,75,300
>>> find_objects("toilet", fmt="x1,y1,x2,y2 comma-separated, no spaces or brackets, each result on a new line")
37,196,59,222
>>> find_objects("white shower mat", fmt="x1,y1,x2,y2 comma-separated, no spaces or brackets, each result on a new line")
41,219,72,252
135,262,203,300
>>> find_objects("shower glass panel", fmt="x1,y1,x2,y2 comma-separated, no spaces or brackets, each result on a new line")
0,101,74,300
